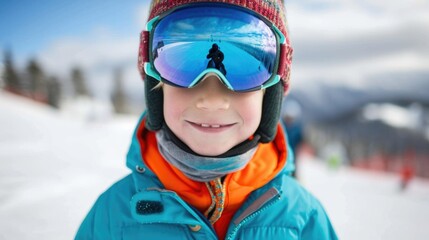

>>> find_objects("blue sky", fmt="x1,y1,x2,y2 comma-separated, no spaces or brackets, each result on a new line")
0,0,145,62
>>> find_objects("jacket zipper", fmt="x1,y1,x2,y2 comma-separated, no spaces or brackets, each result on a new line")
225,187,281,240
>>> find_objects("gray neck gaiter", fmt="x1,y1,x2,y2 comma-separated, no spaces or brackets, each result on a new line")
156,129,257,182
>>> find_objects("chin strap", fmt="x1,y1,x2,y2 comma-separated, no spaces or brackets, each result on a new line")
161,124,261,158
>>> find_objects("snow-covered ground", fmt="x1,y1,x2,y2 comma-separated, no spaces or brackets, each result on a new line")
1,90,428,240
298,158,429,240
0,91,132,240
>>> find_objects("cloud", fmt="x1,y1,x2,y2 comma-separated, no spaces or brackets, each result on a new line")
293,21,429,61
136,3,150,30
37,3,150,100
285,0,429,87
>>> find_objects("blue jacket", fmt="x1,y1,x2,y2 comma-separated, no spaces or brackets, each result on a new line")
75,115,337,239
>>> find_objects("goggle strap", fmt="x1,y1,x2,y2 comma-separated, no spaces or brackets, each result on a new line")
277,44,293,94
138,31,150,79
141,31,149,62
278,45,293,76
277,44,287,78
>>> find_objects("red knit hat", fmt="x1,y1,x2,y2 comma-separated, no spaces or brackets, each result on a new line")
138,0,293,94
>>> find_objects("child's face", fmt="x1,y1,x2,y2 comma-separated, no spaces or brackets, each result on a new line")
163,74,263,156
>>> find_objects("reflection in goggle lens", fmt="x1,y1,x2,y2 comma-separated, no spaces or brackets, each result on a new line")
151,5,278,91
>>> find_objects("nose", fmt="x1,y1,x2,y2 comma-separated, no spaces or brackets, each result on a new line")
195,74,230,111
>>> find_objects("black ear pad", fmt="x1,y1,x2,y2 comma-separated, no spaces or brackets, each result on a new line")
144,75,164,131
255,81,284,143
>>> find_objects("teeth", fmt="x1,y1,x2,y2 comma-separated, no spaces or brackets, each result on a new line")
200,123,221,128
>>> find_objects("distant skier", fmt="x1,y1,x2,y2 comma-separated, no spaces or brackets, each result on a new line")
399,164,414,191
282,99,304,178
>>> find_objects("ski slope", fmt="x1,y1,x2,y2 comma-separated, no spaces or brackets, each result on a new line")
1,90,428,240
298,158,429,240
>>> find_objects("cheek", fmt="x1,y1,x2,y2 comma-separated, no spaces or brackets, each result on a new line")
235,92,264,130
163,97,178,121
163,86,191,123
163,88,179,124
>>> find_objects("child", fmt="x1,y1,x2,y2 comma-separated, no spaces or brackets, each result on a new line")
76,0,338,239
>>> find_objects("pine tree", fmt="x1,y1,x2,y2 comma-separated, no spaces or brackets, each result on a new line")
2,49,21,94
111,67,128,114
71,67,90,97
47,76,61,108
26,58,47,101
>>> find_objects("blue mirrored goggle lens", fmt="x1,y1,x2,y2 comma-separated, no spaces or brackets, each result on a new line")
151,5,278,91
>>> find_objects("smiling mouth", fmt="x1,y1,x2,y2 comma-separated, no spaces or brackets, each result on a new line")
187,121,235,130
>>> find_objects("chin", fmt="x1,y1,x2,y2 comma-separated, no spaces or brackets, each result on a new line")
189,144,232,157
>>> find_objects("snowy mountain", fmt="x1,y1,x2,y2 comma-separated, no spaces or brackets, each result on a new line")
288,71,429,122
1,90,428,240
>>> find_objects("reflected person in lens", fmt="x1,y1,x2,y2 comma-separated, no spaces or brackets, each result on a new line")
206,43,227,76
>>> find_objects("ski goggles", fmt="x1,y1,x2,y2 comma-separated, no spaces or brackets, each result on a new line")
139,3,290,92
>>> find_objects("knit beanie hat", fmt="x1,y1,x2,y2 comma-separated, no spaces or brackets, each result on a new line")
138,0,293,149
